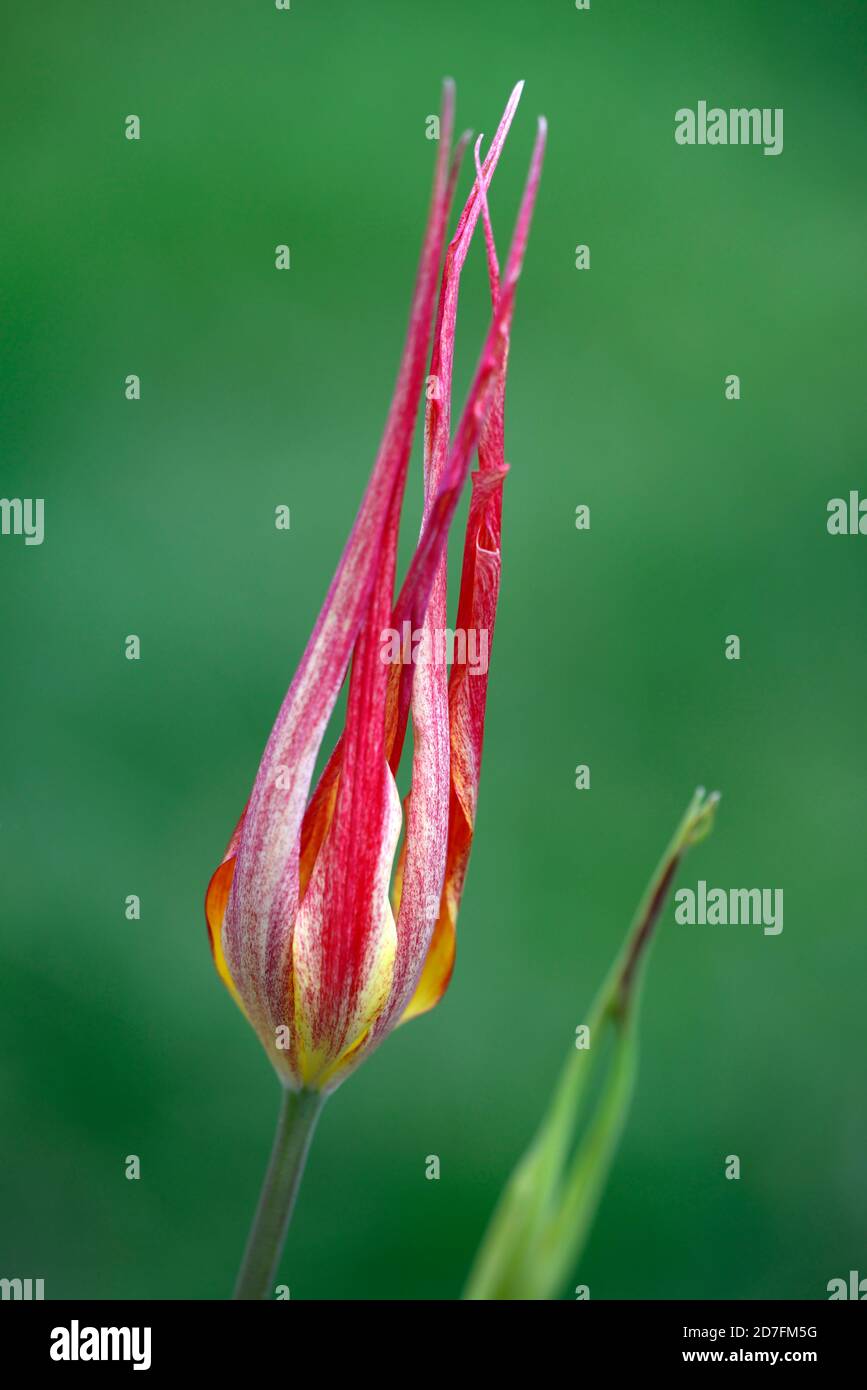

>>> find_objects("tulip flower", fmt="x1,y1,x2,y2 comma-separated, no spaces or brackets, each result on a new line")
206,79,545,1299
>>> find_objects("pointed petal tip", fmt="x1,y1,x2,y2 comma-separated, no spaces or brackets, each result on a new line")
440,77,456,129
504,81,525,120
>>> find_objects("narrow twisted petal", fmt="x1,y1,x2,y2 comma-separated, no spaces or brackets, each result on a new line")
288,87,527,1067
391,116,547,670
376,90,527,1038
207,83,456,1070
389,83,525,768
298,479,403,1063
401,464,506,1021
402,119,546,1021
332,99,544,1072
300,84,523,807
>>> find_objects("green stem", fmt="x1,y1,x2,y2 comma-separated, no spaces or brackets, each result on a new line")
233,1086,325,1300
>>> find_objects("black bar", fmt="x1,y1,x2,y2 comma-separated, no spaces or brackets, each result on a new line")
1,1299,863,1373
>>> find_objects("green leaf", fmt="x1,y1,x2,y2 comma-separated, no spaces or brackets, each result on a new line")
463,788,720,1301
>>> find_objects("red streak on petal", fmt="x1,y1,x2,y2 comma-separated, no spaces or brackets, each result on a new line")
219,82,457,1050
403,118,547,1021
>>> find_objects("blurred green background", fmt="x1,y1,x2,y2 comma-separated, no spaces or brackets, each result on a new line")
2,0,865,1300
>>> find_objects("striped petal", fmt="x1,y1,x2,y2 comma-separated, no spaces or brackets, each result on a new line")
209,83,456,1075
205,84,546,1096
376,88,526,1036
292,764,403,1090
402,117,547,1022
